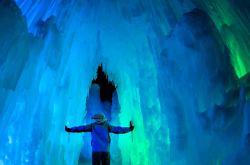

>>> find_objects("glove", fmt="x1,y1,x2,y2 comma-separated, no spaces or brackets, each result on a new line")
130,121,134,131
65,126,71,132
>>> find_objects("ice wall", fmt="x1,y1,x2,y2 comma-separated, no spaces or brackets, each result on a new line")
0,0,250,164
193,0,250,78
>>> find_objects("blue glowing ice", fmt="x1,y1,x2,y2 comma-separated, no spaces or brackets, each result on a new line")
0,0,250,164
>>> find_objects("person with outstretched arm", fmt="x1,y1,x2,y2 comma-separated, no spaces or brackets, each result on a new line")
65,113,135,165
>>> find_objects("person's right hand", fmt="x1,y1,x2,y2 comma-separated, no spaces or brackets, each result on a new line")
130,121,134,131
65,126,70,132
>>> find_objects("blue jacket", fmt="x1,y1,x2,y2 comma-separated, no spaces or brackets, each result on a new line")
68,121,132,152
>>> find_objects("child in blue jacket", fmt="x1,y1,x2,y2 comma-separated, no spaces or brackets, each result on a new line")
65,113,134,165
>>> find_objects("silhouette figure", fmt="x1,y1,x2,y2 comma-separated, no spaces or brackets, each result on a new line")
65,113,134,165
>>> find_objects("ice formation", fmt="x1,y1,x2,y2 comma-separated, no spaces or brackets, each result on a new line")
0,0,250,164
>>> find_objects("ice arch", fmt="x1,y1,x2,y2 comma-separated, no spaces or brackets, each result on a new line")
0,0,250,165
78,65,120,164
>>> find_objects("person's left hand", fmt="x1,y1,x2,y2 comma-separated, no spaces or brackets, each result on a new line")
130,121,134,131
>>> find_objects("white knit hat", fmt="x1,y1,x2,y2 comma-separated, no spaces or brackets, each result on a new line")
91,113,107,122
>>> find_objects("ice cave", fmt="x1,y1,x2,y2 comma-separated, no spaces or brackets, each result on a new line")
0,0,250,164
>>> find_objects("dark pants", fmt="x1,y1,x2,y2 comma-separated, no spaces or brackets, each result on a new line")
92,152,110,165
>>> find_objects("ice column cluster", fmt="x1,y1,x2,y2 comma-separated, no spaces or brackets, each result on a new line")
0,0,250,164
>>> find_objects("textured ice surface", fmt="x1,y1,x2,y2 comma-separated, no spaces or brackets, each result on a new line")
0,0,250,164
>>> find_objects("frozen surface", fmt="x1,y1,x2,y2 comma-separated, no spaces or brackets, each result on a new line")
0,0,250,164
